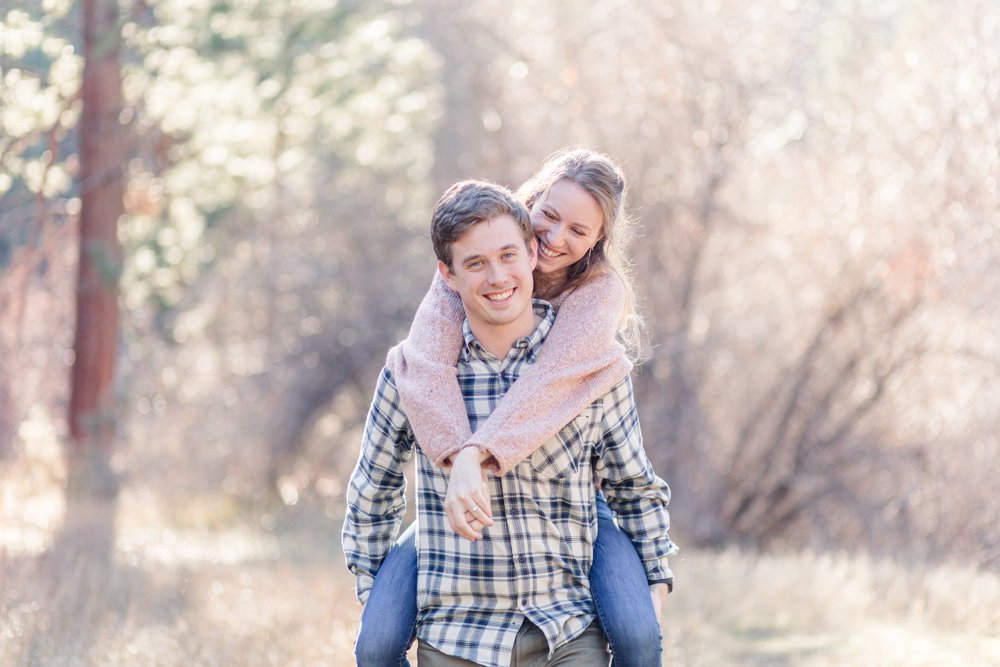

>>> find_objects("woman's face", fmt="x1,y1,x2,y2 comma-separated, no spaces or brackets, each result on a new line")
531,178,605,275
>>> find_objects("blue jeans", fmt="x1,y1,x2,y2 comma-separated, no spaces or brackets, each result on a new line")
355,523,418,667
591,493,663,666
354,495,661,667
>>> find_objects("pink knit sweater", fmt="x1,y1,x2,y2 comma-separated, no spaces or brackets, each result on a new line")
385,270,633,475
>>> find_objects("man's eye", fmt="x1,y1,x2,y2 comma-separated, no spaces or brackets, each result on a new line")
468,261,483,269
502,252,517,260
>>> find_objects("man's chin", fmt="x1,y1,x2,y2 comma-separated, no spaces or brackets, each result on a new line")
482,309,516,323
482,306,528,325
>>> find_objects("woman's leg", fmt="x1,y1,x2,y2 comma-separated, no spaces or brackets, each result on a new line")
590,494,663,667
354,522,418,667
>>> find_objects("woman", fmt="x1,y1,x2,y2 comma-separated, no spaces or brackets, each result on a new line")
354,149,668,667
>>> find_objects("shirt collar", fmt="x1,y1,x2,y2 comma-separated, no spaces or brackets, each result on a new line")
461,299,555,362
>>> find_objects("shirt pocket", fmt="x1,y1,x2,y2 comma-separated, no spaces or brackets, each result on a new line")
529,411,595,479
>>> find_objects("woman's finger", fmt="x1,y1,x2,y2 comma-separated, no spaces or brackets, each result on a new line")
472,487,494,523
467,500,493,526
461,508,489,535
443,457,490,540
446,499,481,541
451,513,478,541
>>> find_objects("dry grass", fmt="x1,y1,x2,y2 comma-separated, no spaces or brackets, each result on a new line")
663,548,1000,666
2,477,999,665
0,505,365,666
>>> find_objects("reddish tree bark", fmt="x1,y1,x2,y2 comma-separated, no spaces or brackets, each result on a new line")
68,0,125,486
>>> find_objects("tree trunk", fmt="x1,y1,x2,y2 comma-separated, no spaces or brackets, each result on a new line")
63,0,126,555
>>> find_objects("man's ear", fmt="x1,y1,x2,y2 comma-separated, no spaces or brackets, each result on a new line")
528,237,538,271
438,260,457,290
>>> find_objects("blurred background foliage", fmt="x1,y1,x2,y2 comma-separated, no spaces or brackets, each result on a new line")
2,0,999,572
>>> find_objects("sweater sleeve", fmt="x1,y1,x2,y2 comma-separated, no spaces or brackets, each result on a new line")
385,271,473,466
468,271,633,474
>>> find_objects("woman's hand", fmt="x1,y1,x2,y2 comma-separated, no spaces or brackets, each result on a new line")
444,446,494,541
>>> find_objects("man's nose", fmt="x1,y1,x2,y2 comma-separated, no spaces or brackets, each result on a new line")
487,261,509,283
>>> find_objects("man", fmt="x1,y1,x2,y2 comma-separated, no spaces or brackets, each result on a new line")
343,180,676,666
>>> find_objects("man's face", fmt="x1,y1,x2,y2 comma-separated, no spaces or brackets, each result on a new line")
439,214,537,334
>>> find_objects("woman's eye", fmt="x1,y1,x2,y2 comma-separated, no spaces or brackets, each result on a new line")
572,228,587,237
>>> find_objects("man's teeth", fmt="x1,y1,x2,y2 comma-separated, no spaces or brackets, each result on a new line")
485,289,514,302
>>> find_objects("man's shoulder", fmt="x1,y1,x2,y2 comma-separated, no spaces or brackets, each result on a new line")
603,374,634,402
595,375,636,422
369,366,409,426
372,365,399,395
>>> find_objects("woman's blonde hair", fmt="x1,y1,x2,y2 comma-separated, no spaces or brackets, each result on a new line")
517,148,645,358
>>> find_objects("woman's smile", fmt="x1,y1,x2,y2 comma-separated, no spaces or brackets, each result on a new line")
537,239,566,259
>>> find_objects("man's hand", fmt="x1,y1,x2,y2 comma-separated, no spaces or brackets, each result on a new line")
649,583,669,625
444,446,494,541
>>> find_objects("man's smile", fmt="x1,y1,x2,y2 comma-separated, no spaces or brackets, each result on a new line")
484,288,515,303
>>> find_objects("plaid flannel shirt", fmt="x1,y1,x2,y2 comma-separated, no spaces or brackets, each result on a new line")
343,300,677,667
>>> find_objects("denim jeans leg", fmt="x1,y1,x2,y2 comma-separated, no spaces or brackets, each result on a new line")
354,522,418,667
590,493,663,667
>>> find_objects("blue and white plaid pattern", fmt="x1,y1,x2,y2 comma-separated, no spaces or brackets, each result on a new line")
344,300,677,667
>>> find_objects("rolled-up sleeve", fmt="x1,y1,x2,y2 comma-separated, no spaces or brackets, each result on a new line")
596,377,679,584
342,368,414,604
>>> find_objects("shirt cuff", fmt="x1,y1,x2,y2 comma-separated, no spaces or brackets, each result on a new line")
644,559,674,587
355,574,374,606
648,577,674,593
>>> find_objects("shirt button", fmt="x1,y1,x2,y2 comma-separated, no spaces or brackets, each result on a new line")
520,598,528,606
518,555,527,563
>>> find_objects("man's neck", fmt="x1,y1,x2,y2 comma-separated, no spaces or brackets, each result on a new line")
468,311,541,359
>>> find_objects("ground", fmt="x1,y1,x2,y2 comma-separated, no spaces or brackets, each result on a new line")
2,471,999,665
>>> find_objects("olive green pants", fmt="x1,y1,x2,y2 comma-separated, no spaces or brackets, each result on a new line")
416,620,609,666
